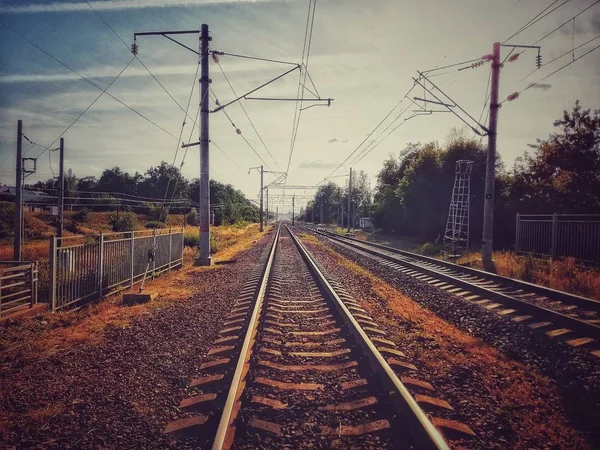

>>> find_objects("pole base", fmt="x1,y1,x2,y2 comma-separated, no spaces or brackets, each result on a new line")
194,256,213,266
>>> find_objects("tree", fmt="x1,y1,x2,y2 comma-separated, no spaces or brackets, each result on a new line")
96,167,140,196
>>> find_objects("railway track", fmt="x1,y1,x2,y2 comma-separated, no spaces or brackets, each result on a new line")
164,224,475,449
309,227,600,358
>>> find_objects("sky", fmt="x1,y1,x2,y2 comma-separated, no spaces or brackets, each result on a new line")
1,0,599,213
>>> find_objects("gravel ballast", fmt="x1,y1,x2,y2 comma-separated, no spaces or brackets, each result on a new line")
298,229,600,449
0,233,273,450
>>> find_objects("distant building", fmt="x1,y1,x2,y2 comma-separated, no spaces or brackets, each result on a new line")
358,217,372,229
0,186,57,212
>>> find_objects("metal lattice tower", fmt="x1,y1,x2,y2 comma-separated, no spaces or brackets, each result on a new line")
444,160,473,257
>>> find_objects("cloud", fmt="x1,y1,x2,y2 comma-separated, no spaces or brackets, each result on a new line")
0,0,280,14
527,83,552,91
327,138,339,143
298,160,338,169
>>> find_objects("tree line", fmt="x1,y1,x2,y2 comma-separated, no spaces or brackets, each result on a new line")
300,101,600,250
29,161,260,226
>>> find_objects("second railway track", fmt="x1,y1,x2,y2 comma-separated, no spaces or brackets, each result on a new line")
310,227,600,357
164,224,473,449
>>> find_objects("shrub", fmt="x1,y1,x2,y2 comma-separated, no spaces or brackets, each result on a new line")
184,230,199,248
145,221,167,230
420,242,438,256
0,203,15,238
186,209,198,226
110,213,137,232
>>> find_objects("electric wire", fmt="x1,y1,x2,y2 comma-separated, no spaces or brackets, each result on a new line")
0,20,178,140
215,59,282,169
84,0,200,127
503,0,569,43
421,57,485,74
519,34,600,81
532,0,600,45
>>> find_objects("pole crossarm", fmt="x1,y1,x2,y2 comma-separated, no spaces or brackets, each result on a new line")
133,30,201,56
211,65,300,113
267,184,322,190
245,97,333,103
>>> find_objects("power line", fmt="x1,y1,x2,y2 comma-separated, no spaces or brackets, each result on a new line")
37,56,136,160
533,0,600,45
323,82,417,181
520,34,600,81
0,20,179,140
84,0,199,127
215,59,282,169
504,0,569,44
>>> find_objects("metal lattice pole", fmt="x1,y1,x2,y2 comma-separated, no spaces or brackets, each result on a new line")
443,160,473,258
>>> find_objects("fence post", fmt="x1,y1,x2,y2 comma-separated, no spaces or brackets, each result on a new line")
97,233,104,299
130,231,135,289
0,269,3,316
181,226,185,267
29,263,35,308
168,228,172,270
514,213,520,253
551,213,558,259
49,236,57,310
152,231,156,279
33,262,38,305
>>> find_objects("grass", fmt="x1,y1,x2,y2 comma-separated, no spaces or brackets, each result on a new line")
457,251,600,300
0,222,267,361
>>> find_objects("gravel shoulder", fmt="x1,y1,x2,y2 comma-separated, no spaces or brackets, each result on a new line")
0,231,273,450
298,230,599,450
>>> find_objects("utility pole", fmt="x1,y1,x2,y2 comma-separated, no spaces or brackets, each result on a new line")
347,167,352,232
320,203,323,225
292,195,295,225
57,137,65,238
311,204,314,223
482,42,500,268
197,24,212,266
276,206,278,223
252,165,264,231
13,120,23,261
340,202,344,228
266,188,269,226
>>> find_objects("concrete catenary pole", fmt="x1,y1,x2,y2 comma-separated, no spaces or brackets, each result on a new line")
197,23,212,266
57,137,65,238
320,203,323,225
14,120,23,261
292,195,295,225
482,42,501,267
259,165,264,231
347,167,352,232
266,188,269,225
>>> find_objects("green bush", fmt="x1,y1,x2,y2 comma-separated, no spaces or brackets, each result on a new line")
186,209,198,226
184,230,198,248
145,221,167,230
110,213,138,232
0,203,15,238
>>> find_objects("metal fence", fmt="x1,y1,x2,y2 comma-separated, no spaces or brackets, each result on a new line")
515,214,600,263
49,228,184,310
0,261,38,316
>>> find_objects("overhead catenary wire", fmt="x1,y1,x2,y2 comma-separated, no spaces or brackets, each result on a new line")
532,0,600,45
0,20,179,142
503,0,570,44
519,34,600,81
214,58,282,169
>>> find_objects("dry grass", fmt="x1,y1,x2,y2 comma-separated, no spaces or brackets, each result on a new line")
0,223,266,362
457,251,600,300
302,235,591,449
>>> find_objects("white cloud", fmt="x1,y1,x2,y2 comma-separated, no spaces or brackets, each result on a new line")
0,0,281,14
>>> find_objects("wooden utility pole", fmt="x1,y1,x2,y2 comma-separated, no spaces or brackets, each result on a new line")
57,137,65,238
14,120,23,261
292,195,295,225
347,167,352,232
197,23,212,266
482,42,500,267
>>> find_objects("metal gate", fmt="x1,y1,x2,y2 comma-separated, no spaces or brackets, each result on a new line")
49,228,184,310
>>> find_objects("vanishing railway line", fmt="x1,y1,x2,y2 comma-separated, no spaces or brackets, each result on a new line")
310,227,600,358
164,225,474,449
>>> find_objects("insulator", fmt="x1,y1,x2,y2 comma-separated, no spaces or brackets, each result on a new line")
508,53,520,62
236,128,242,135
131,42,138,56
536,54,542,69
507,92,520,102
212,52,219,63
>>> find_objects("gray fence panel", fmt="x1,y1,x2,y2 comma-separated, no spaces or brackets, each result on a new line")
516,214,600,263
51,229,184,310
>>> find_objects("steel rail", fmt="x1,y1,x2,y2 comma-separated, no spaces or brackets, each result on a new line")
312,229,600,337
212,224,281,450
322,230,600,312
286,225,449,450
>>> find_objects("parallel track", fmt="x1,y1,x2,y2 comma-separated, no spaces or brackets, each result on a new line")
165,225,475,449
310,227,600,356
